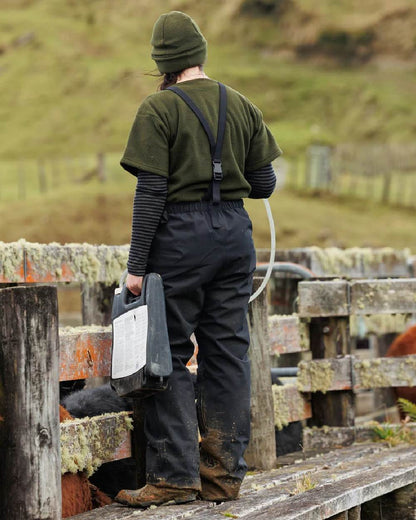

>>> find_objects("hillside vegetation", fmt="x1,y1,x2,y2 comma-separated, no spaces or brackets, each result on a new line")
1,0,416,251
1,0,416,159
1,179,415,251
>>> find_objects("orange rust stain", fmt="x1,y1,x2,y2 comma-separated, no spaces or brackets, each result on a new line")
60,333,112,381
24,260,76,282
60,262,75,281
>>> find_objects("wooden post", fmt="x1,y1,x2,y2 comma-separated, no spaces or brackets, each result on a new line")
81,282,116,326
348,505,361,519
373,332,397,418
362,483,416,519
308,317,355,427
18,161,26,200
381,172,392,204
0,286,61,519
245,277,276,469
97,152,106,183
38,159,47,193
329,506,360,519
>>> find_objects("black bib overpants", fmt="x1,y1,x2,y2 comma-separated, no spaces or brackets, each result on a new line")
145,199,256,496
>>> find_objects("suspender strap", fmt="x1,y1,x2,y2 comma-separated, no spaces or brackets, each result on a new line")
167,82,227,204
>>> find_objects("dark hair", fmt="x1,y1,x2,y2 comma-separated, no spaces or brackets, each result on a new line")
157,65,204,91
158,71,183,91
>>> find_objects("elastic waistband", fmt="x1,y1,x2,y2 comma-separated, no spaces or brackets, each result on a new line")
165,199,243,213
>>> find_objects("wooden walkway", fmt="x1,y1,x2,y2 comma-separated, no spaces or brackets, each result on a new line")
70,442,416,519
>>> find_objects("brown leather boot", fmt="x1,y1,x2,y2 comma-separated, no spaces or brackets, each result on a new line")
115,484,198,508
199,474,241,502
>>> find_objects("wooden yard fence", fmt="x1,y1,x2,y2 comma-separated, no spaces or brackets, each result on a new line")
0,153,107,202
288,143,416,208
1,242,416,519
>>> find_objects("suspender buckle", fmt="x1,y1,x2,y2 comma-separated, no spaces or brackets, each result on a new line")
212,160,223,181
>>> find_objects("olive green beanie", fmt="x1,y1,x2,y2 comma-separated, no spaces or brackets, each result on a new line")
151,11,207,74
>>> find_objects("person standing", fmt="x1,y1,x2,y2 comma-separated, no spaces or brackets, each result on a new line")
115,11,281,508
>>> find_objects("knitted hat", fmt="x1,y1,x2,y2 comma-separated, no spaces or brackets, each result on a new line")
151,11,207,73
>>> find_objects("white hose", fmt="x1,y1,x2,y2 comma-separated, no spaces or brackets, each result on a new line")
249,198,276,303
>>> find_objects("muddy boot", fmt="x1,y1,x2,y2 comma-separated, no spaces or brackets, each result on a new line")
199,461,241,501
115,484,198,508
198,435,243,502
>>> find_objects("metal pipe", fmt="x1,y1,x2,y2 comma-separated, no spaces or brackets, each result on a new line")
271,367,299,378
255,261,315,279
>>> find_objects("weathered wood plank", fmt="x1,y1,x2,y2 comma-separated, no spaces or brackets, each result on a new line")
303,423,416,450
246,278,276,469
258,247,411,278
59,326,112,381
69,444,416,520
0,241,129,283
269,314,309,354
297,357,353,393
298,280,350,317
0,286,61,519
273,384,311,428
245,454,416,520
298,279,416,317
194,444,416,519
0,243,411,283
61,412,132,474
58,315,309,382
350,279,416,315
354,355,416,389
298,354,416,392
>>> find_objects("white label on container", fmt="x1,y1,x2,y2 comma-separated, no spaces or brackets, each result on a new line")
111,305,148,379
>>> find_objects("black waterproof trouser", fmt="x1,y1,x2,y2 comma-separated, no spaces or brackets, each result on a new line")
145,200,256,495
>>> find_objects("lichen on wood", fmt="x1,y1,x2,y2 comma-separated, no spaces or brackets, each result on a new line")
297,360,335,393
272,384,307,430
354,359,392,389
60,412,133,476
0,239,25,281
350,314,409,337
310,246,410,276
272,385,291,430
0,240,130,283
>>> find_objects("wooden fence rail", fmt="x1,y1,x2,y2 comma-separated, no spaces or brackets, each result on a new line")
2,243,416,519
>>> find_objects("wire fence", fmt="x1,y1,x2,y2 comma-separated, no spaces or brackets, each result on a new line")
2,144,416,208
0,153,115,202
287,143,416,208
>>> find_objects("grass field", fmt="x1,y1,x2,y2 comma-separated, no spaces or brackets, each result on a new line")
1,174,415,252
1,0,416,251
1,0,416,160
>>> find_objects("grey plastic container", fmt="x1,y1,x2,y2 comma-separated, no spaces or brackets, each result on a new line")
110,272,172,398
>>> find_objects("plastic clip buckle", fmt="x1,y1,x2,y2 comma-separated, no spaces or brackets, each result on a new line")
212,160,223,181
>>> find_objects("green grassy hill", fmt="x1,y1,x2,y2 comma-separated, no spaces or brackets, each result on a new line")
1,0,416,159
1,178,415,251
1,0,416,251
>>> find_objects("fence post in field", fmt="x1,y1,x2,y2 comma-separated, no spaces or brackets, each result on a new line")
246,277,276,469
0,285,61,520
18,162,26,200
38,159,47,193
97,152,106,183
381,171,392,204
